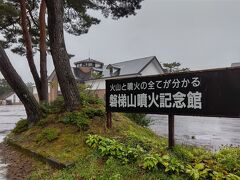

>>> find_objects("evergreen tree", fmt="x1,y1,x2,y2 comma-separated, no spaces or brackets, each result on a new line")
0,0,48,102
163,62,190,73
0,0,144,111
45,0,144,110
0,79,11,96
0,45,42,124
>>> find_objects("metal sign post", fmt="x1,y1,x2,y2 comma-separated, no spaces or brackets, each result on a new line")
106,111,112,129
168,114,175,148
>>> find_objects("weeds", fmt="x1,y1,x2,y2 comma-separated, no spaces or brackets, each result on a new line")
36,128,60,144
215,147,240,176
124,113,151,127
86,134,144,164
79,84,104,106
12,119,28,134
62,112,89,131
82,107,105,119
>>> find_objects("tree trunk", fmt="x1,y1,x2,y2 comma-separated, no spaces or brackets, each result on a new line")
19,0,44,102
45,0,81,111
39,0,48,102
0,46,42,125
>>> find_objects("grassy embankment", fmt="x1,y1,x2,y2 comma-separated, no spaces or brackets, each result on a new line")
7,89,240,180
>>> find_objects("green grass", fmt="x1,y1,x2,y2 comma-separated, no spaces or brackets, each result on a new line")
8,96,240,180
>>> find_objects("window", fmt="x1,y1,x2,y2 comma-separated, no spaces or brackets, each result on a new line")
88,63,93,67
95,63,102,68
110,67,120,77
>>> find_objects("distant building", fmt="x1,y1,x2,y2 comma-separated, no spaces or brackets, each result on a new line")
84,56,164,98
0,92,22,105
231,62,240,67
33,56,165,102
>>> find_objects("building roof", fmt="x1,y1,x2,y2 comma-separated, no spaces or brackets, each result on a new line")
47,68,91,83
74,58,104,65
48,70,56,82
0,91,14,100
47,56,164,83
102,56,161,78
72,67,91,82
231,62,240,67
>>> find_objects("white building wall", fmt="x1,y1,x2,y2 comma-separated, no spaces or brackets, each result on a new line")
85,79,106,90
141,60,164,76
33,84,52,93
33,86,38,94
86,61,163,91
86,75,142,90
33,84,51,95
5,93,21,104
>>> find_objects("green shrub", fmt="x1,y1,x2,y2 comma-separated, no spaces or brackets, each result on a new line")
76,118,89,131
79,84,103,106
185,163,211,180
40,102,51,115
164,157,185,174
124,113,151,127
143,154,161,170
62,112,89,131
143,153,184,174
120,136,152,152
12,119,28,134
216,147,240,174
173,146,194,163
36,128,60,143
37,118,49,127
53,97,65,112
86,134,144,164
40,97,65,114
62,112,79,124
83,107,105,119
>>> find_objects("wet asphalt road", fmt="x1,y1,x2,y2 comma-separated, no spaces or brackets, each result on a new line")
0,105,26,143
0,105,26,180
149,114,240,150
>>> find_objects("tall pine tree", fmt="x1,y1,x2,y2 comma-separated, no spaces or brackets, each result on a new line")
0,0,144,111
45,0,144,110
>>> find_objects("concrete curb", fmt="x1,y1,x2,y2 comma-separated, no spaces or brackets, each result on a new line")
5,137,74,169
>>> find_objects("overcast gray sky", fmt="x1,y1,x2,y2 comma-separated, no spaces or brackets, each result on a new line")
4,0,240,82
